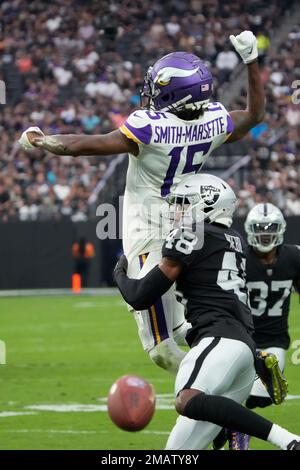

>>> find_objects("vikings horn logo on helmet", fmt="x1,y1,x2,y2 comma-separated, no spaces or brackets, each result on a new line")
141,52,213,111
200,185,220,206
154,67,200,86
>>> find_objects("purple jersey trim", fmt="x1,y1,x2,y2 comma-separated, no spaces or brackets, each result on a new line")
226,114,234,134
207,104,222,111
123,121,152,145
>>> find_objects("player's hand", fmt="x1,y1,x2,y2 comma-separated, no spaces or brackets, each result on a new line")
114,254,128,275
229,30,258,64
18,126,45,150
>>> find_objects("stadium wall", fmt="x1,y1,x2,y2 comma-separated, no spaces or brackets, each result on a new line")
0,218,299,289
0,222,120,289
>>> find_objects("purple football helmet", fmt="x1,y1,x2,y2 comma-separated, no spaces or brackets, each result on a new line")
141,51,213,112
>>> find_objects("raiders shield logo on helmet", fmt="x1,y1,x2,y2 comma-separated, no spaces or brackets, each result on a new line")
200,185,220,206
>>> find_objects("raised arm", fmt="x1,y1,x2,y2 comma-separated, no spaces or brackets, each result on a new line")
19,128,139,157
226,31,265,143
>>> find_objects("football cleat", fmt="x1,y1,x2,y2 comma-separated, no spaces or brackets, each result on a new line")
228,431,250,450
255,351,288,405
287,440,300,450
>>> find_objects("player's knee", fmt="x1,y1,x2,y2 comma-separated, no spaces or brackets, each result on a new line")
246,395,273,409
175,388,203,415
173,321,190,347
148,339,186,375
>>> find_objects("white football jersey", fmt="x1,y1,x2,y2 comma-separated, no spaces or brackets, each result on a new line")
119,103,233,262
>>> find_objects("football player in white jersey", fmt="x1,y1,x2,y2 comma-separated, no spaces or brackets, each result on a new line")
19,31,265,374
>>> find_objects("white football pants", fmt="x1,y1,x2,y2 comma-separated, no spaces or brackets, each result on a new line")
166,337,256,450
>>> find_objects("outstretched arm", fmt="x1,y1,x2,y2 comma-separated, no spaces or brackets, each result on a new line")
114,255,182,310
19,128,139,157
226,31,265,143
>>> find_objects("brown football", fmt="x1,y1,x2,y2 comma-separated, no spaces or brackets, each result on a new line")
107,375,156,431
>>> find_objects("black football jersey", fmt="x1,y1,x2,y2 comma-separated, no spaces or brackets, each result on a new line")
246,244,300,349
162,222,255,354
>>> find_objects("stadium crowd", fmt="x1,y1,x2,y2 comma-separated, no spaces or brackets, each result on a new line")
0,0,298,221
233,23,300,216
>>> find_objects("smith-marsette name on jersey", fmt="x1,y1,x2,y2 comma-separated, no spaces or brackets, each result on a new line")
153,117,225,144
225,234,243,253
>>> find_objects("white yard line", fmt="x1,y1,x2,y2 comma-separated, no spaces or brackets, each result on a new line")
0,429,98,434
0,394,298,419
24,403,174,412
0,411,38,417
0,429,169,435
25,404,109,413
0,288,119,297
286,394,300,400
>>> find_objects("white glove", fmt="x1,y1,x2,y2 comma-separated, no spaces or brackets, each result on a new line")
18,126,45,150
229,30,258,64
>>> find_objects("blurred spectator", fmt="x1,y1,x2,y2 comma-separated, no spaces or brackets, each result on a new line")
285,192,300,216
235,20,300,217
81,110,101,132
0,0,297,222
257,31,270,60
216,45,239,83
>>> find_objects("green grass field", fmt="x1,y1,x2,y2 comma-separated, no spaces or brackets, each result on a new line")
0,293,299,450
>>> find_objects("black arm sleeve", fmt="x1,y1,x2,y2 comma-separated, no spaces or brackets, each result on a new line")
114,265,174,311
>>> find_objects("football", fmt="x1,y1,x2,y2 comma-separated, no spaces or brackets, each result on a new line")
107,375,156,431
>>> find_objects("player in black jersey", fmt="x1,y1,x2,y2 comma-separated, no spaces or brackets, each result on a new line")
114,174,300,450
228,203,299,449
245,203,299,407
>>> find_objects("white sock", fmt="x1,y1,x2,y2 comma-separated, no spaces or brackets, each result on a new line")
267,424,300,450
149,338,186,375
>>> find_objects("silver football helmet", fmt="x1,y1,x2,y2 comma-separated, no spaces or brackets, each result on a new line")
245,203,286,253
166,173,237,228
